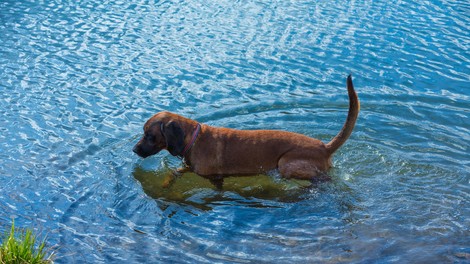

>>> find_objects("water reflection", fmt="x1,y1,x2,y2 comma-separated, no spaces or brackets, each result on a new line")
132,164,314,210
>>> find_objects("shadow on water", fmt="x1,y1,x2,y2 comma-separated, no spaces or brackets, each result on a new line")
132,165,316,210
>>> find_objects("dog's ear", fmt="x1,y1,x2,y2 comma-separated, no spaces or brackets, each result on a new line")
161,121,185,156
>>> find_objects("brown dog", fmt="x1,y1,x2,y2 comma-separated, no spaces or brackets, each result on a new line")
133,75,359,181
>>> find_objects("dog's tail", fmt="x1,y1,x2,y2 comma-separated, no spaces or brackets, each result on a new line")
325,75,360,155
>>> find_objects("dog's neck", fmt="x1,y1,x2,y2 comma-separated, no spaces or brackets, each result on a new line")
181,123,201,158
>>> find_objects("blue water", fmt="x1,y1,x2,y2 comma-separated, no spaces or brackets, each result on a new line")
1,0,469,263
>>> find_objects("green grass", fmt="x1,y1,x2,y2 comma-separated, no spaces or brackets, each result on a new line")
0,221,53,264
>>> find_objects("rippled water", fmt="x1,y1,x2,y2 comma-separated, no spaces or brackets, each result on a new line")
1,0,469,263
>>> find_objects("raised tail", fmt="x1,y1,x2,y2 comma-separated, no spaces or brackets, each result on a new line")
325,75,360,155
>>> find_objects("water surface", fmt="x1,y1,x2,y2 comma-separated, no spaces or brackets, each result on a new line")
0,0,469,263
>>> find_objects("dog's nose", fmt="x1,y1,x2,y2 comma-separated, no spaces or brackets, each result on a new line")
132,145,139,154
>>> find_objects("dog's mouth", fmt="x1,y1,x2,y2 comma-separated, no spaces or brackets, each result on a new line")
132,145,145,158
132,143,162,158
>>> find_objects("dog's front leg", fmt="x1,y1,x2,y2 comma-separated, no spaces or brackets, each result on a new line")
161,166,190,188
176,166,191,174
200,175,224,190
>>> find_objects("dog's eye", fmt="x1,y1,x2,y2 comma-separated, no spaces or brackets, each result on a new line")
144,133,154,141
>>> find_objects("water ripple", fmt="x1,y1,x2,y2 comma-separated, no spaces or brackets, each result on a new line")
1,0,469,263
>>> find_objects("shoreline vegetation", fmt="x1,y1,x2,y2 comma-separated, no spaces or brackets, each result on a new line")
0,221,53,264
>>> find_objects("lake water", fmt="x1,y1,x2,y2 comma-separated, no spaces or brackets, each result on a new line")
1,0,469,263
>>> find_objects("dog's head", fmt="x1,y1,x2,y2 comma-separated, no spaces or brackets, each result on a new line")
133,112,190,158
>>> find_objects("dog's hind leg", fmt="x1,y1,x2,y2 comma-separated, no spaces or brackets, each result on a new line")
277,152,330,181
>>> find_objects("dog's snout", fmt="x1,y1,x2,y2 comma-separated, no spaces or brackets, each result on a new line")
132,145,138,154
132,143,141,155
